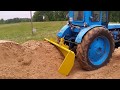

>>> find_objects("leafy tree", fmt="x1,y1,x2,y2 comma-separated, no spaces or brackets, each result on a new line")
32,11,68,21
0,19,5,24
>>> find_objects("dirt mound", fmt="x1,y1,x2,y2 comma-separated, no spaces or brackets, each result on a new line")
0,40,65,79
66,48,120,79
0,40,120,79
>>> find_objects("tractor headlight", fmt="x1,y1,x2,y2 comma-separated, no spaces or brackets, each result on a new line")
84,22,88,27
69,17,73,22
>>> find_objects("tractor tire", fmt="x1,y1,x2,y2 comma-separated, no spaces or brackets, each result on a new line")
76,27,115,70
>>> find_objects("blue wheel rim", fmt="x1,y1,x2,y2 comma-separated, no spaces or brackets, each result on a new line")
88,36,110,65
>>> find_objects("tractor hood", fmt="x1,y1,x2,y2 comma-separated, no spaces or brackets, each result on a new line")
108,23,120,29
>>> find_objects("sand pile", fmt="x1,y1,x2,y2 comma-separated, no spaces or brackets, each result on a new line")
0,40,120,79
0,40,65,79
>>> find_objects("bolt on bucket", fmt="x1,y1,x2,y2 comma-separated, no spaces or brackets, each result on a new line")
44,38,75,76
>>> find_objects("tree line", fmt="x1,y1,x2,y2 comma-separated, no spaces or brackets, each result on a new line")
32,11,68,21
109,11,120,22
32,11,120,22
0,18,31,24
0,11,119,24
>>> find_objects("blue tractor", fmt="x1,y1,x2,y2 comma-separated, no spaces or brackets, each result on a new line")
45,11,120,75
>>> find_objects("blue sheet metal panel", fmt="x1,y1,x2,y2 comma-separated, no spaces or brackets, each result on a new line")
75,25,103,44
84,11,91,26
73,28,81,32
69,11,73,18
57,24,71,38
108,24,120,29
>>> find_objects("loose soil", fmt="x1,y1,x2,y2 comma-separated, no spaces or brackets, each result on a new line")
0,40,120,79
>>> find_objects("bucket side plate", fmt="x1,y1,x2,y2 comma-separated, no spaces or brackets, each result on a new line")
44,38,75,76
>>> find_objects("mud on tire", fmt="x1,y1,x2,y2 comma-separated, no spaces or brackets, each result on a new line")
76,27,115,70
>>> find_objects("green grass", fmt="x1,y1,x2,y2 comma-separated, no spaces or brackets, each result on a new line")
0,21,118,44
0,21,66,44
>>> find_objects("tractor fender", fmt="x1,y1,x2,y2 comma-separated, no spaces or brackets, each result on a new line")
57,24,71,38
75,25,105,44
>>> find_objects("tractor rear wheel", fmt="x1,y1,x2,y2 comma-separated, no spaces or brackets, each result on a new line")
76,27,115,70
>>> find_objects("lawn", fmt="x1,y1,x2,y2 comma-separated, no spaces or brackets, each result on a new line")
0,21,66,43
0,21,118,44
